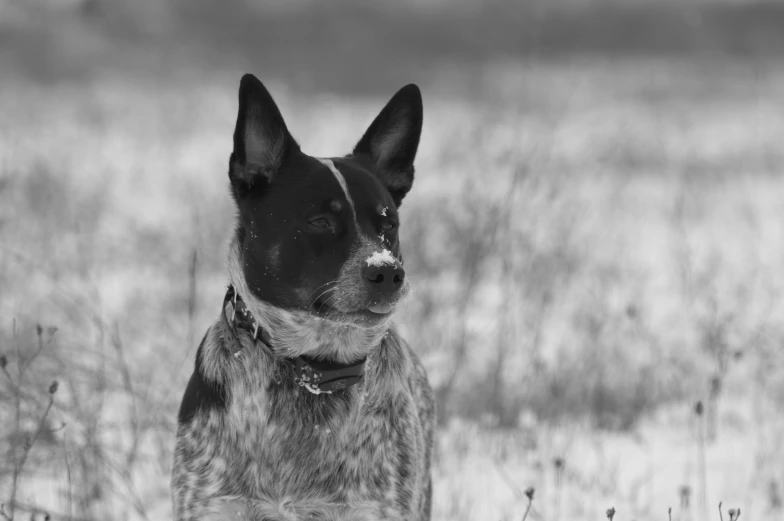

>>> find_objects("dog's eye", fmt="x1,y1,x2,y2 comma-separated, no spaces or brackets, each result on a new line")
382,220,397,232
308,217,332,229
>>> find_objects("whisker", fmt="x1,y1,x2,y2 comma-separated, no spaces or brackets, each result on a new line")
310,287,337,309
315,293,339,313
307,280,339,301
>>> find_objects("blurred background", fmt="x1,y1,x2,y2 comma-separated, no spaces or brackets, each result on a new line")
2,0,784,519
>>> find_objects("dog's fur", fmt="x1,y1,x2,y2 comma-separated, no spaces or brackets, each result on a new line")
171,74,435,521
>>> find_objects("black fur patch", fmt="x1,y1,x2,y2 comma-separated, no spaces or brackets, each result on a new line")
177,335,227,425
229,74,300,200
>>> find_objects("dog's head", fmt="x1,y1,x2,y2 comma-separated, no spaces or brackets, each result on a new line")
228,74,422,329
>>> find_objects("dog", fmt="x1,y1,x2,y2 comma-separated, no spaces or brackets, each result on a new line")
171,74,435,521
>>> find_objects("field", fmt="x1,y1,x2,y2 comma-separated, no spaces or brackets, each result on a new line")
3,3,784,520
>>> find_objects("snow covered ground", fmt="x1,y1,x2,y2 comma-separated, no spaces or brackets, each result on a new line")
2,58,784,520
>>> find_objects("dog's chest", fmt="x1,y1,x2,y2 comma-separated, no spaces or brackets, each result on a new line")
233,390,395,485
212,355,423,517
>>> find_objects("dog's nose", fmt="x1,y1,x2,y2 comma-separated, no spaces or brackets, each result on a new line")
364,264,405,293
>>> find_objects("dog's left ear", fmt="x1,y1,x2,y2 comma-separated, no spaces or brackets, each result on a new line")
230,74,299,198
352,84,423,207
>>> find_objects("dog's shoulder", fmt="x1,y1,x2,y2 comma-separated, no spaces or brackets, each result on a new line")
384,327,436,431
177,327,229,425
383,327,435,519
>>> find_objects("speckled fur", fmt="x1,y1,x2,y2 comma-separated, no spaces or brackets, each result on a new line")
171,239,435,520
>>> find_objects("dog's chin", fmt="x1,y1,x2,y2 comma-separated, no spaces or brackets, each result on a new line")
311,300,396,328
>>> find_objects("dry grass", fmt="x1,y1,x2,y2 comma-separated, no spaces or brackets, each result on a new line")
2,57,784,520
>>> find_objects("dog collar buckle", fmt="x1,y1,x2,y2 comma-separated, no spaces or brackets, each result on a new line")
290,355,366,394
222,285,270,358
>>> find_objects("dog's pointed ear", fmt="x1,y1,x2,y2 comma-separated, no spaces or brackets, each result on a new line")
352,84,422,207
229,74,298,196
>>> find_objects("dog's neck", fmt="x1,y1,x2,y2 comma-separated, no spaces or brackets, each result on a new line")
226,238,389,365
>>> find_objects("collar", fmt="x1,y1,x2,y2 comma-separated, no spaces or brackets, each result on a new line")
220,285,366,394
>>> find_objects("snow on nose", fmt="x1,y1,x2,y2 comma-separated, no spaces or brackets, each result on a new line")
365,249,396,267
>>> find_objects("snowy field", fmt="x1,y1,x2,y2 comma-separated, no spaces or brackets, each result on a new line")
2,57,784,520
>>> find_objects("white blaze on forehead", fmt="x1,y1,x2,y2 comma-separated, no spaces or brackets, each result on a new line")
317,158,358,229
366,249,396,267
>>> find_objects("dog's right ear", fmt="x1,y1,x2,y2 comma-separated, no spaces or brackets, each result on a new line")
229,74,298,197
351,84,422,207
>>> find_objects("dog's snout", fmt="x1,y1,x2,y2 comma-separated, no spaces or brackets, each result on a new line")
364,264,405,293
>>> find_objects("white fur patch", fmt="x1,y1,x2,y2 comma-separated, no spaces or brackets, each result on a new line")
317,158,359,230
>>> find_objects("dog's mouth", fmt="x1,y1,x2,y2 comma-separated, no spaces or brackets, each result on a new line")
367,302,394,314
312,297,395,324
